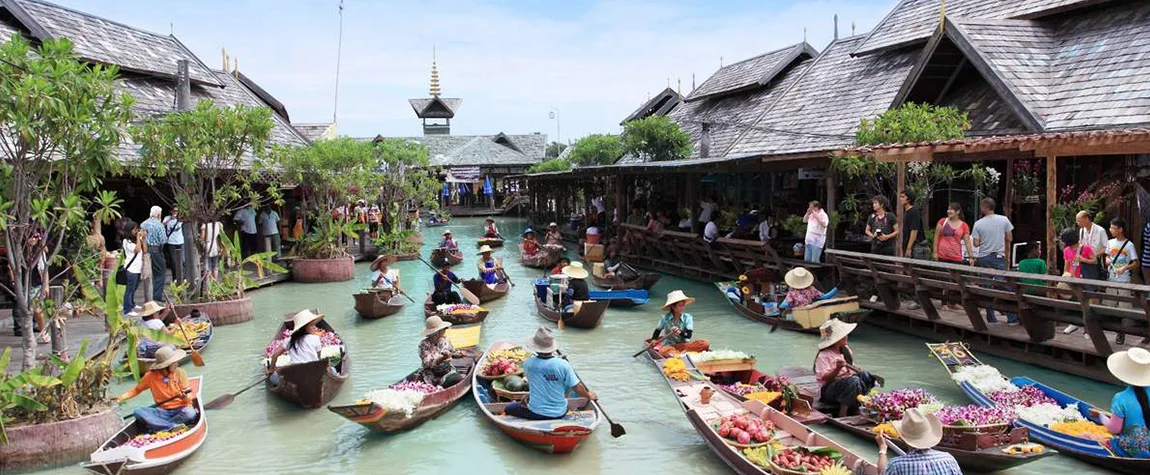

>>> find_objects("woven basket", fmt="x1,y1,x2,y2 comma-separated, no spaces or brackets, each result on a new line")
491,380,529,401
476,368,523,381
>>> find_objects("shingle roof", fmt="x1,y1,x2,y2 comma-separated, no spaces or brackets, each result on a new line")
853,0,1108,56
292,123,335,142
4,0,222,86
408,97,462,118
620,87,681,124
726,36,919,158
366,133,547,168
686,43,819,102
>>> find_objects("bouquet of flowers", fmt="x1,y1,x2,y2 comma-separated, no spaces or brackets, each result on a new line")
1014,402,1085,427
951,365,1018,393
934,405,1017,426
860,388,939,422
987,385,1055,408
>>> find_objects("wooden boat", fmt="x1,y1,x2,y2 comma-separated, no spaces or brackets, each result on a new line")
461,279,510,303
265,317,350,409
328,328,481,433
715,281,813,333
82,377,206,475
534,293,609,329
715,282,866,333
425,218,450,227
647,352,879,475
588,289,649,307
590,272,659,290
431,247,464,265
682,355,828,425
519,243,555,268
353,289,405,319
928,342,1146,475
477,237,504,248
423,294,489,324
472,341,601,453
137,313,213,373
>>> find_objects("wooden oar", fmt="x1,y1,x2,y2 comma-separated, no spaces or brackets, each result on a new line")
498,267,515,288
163,295,204,367
631,336,668,358
417,256,480,305
373,274,416,303
558,350,625,438
122,390,190,419
203,375,269,410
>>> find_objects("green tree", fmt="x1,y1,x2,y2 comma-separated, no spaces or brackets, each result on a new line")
131,101,275,297
0,37,134,370
855,102,970,146
566,134,624,166
526,159,572,174
620,116,692,162
544,141,567,159
372,138,439,239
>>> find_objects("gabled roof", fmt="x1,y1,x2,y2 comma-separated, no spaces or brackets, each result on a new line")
210,70,309,149
725,35,919,158
292,122,336,142
686,42,819,102
235,71,289,122
365,133,547,168
621,87,681,125
2,0,222,86
408,97,462,119
853,0,1110,56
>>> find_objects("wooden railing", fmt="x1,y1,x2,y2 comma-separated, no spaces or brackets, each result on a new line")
826,249,1150,355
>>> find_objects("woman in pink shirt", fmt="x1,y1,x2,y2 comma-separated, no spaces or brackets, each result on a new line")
815,319,881,417
1061,229,1094,278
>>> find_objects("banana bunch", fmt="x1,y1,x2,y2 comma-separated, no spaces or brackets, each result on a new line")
489,347,531,364
820,464,852,475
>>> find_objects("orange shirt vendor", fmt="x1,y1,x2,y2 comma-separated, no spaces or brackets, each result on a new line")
115,346,198,433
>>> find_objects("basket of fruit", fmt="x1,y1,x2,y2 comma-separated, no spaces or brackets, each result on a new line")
479,347,530,380
491,375,529,401
713,413,776,448
768,446,845,475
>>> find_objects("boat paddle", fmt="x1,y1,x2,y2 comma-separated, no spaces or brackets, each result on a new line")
557,350,625,438
203,375,269,410
373,274,416,303
417,256,480,305
497,267,515,288
121,390,191,419
163,295,204,367
631,335,669,358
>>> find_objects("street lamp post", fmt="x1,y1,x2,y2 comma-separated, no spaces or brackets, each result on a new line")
549,108,561,146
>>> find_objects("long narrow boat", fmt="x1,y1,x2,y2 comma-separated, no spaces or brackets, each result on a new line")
928,342,1147,475
588,289,649,307
477,237,504,248
681,354,828,425
590,272,659,290
137,313,213,373
462,279,510,303
647,352,879,475
472,341,601,453
519,243,555,268
353,289,405,319
534,294,609,329
431,247,464,265
265,316,350,409
423,294,489,324
714,282,813,333
82,377,207,475
328,325,481,433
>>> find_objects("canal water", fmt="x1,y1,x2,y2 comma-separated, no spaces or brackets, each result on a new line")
31,217,1123,475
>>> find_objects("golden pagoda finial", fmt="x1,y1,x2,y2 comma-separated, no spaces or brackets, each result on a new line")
429,45,441,97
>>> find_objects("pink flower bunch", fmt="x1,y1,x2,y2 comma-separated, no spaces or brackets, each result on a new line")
934,404,1017,426
761,375,791,393
864,388,939,421
719,383,761,396
987,385,1055,408
264,329,293,357
389,380,441,393
318,329,342,346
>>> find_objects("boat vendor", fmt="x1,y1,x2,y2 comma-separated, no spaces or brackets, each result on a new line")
522,228,541,256
370,255,401,292
647,290,710,357
136,301,172,358
416,316,466,386
267,310,325,377
432,260,463,305
545,222,563,246
484,217,500,238
560,261,591,312
114,346,196,433
876,407,962,475
550,257,571,278
439,229,459,250
815,318,880,417
1090,348,1150,457
504,327,597,420
778,267,838,317
602,245,634,280
476,245,504,286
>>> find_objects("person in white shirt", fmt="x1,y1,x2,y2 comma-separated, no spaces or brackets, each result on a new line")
267,311,327,380
370,256,402,292
121,221,145,315
758,212,772,243
703,219,720,246
803,201,830,263
199,220,224,281
699,199,717,232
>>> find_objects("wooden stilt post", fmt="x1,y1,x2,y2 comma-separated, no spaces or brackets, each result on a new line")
1045,156,1058,269
1004,157,1015,220
896,161,906,257
826,174,837,249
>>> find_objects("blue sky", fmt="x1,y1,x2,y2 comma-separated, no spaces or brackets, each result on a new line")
54,0,894,142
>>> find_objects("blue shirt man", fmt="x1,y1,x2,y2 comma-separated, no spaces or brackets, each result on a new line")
503,328,597,420
258,209,280,236
233,206,257,235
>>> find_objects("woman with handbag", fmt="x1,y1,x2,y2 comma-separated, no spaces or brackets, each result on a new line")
119,221,146,315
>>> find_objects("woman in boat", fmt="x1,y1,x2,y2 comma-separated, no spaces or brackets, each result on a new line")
267,310,325,377
136,301,171,358
476,245,504,286
114,346,196,433
504,327,597,420
815,318,879,417
439,229,459,251
544,222,563,246
416,316,466,386
370,255,401,292
647,290,710,356
432,260,463,305
876,407,962,475
1091,348,1150,457
522,228,541,256
779,267,838,317
483,217,500,238
550,257,571,278
603,245,628,280
560,261,591,312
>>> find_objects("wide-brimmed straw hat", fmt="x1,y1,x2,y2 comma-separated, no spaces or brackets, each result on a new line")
784,267,815,290
661,290,695,310
525,327,558,354
370,255,395,271
894,407,944,449
422,315,453,337
137,301,167,318
477,245,494,255
149,346,187,370
562,261,589,279
290,309,324,336
818,318,857,350
485,217,495,222
548,222,558,228
1107,348,1150,387
442,229,453,236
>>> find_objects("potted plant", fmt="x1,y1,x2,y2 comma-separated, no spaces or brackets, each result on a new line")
290,214,360,283
1012,160,1041,202
170,231,285,324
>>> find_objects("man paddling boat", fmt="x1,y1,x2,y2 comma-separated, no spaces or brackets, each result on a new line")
439,229,459,250
504,327,597,420
476,245,504,287
115,346,197,433
647,290,710,356
432,260,463,305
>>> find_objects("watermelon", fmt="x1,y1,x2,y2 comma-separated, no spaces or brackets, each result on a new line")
504,375,528,392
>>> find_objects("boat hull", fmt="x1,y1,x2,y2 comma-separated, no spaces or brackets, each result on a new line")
534,295,608,329
423,294,489,324
462,280,510,303
266,321,350,409
353,291,405,319
591,273,659,290
431,248,463,265
477,238,504,248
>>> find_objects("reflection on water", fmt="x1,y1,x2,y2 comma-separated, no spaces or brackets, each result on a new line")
25,217,1121,475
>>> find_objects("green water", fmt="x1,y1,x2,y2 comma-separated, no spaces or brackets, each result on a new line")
28,217,1124,474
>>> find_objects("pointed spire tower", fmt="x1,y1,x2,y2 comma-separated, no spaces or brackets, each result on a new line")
409,46,460,135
